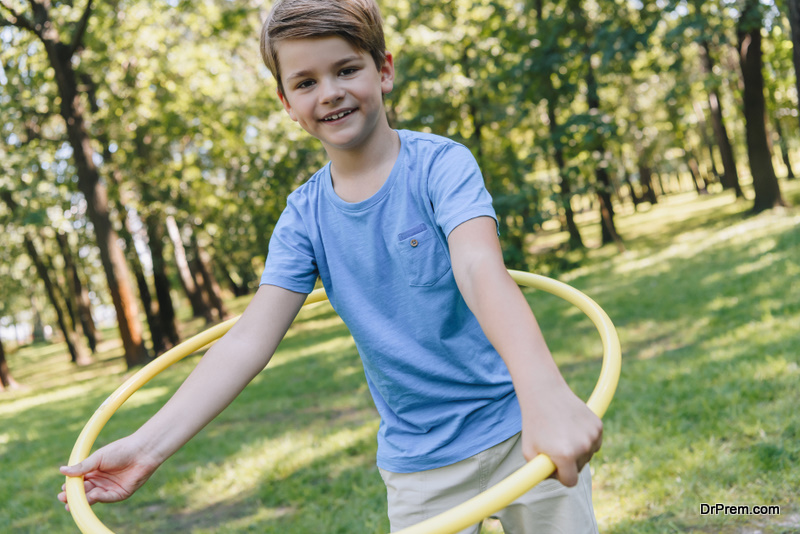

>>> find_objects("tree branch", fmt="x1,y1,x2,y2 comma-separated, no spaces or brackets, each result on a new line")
0,0,35,32
68,0,93,57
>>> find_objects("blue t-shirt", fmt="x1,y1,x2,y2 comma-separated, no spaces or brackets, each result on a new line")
260,129,521,472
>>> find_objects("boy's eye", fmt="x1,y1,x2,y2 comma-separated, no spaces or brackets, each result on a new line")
297,79,315,89
340,67,358,76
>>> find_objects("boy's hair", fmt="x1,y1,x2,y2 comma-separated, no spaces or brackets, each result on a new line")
260,0,386,95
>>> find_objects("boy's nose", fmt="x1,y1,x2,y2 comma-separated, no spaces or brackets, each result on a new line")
318,78,345,104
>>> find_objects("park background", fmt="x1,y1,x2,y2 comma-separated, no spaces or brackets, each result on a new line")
1,0,799,532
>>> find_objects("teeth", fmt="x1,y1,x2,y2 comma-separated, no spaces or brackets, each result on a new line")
323,110,352,121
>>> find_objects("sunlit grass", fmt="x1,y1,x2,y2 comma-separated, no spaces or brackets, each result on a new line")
1,180,799,533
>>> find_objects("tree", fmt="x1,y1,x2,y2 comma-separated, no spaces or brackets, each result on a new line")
55,231,99,352
190,229,228,322
678,0,747,198
762,7,798,180
700,39,746,198
585,53,624,249
784,0,800,129
1,0,148,367
166,215,214,323
572,0,644,249
1,190,92,365
24,231,92,366
144,212,180,348
0,337,22,392
531,0,584,249
737,0,787,212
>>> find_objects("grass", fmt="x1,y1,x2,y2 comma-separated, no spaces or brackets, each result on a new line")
1,179,799,533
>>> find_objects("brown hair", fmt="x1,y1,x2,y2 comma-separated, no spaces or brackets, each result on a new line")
260,0,387,95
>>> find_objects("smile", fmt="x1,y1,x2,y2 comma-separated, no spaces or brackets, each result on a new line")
321,109,355,122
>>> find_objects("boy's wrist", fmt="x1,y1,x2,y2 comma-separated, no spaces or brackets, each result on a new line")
514,370,576,416
130,426,176,467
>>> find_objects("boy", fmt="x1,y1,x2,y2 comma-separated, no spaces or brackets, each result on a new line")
59,1,602,532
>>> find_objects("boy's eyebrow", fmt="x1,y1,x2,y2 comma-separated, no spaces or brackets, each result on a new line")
285,55,364,81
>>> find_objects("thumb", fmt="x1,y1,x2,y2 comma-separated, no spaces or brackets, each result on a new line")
60,453,101,477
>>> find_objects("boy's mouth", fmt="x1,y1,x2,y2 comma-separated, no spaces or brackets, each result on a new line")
321,108,356,122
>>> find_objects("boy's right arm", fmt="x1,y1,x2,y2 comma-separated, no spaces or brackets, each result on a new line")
58,284,308,509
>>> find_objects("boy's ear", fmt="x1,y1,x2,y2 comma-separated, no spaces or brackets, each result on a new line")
380,52,395,95
277,89,298,122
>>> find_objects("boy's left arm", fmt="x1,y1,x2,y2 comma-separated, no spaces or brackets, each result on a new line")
448,216,602,487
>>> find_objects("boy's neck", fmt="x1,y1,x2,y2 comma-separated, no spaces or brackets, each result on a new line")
324,123,400,203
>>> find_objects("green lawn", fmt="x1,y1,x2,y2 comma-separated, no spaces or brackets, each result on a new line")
2,180,798,533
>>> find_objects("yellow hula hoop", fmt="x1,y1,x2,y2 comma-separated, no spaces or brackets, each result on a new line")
66,270,621,534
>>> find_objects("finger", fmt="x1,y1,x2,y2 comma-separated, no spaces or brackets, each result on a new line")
553,458,579,487
59,480,96,508
85,486,116,505
60,453,101,477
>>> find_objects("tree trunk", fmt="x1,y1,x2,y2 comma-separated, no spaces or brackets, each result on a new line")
686,154,708,194
24,235,92,366
623,171,641,208
116,212,164,357
692,99,722,183
786,0,800,132
166,216,214,323
738,3,786,213
548,102,584,250
29,2,147,368
699,39,745,198
193,265,216,320
656,171,671,195
596,172,623,249
191,235,228,321
145,212,180,347
585,55,623,250
638,161,658,204
0,337,22,392
55,232,99,352
773,118,796,180
536,0,583,249
28,289,47,343
46,244,88,349
216,257,249,298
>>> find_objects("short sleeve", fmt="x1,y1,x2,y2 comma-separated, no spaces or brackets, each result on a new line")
259,198,318,294
427,143,499,237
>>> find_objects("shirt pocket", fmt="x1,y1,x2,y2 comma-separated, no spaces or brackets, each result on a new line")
395,223,450,287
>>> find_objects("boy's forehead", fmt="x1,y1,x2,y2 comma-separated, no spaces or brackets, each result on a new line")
277,36,367,74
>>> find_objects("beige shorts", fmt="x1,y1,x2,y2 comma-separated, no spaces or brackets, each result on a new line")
378,433,599,534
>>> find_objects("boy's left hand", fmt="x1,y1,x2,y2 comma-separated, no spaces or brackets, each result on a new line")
519,378,603,487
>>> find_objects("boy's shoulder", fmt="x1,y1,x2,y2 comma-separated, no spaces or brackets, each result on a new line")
284,161,329,206
400,128,467,153
399,129,479,175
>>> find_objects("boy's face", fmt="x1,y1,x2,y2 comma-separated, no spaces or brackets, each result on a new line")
276,36,394,153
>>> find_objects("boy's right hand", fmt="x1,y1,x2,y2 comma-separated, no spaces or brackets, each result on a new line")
57,436,162,511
